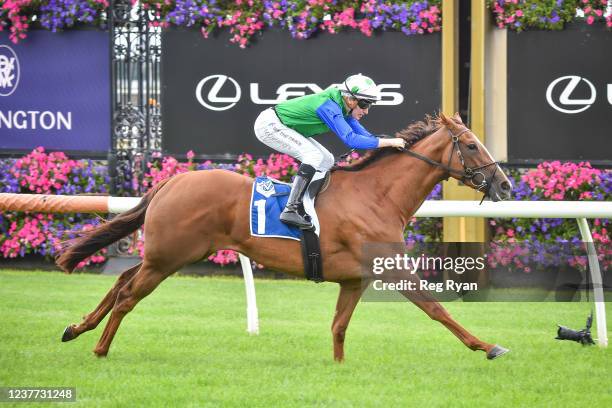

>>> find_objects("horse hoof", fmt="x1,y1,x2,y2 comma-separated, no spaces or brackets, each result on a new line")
487,344,510,360
61,325,76,342
93,348,108,358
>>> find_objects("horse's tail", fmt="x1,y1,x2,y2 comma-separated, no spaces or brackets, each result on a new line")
56,178,172,273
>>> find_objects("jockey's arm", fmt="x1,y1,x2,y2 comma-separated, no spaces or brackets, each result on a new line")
315,100,379,149
345,116,374,138
316,100,405,149
346,117,404,148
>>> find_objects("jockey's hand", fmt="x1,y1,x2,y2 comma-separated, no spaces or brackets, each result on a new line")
378,137,406,150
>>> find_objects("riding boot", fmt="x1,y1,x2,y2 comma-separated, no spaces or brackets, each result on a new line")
280,164,316,229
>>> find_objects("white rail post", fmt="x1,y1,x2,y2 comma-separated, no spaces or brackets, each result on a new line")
239,253,259,335
576,218,608,347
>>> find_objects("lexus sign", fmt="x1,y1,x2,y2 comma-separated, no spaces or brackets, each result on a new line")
545,75,600,114
508,23,611,164
194,75,404,111
195,75,241,111
161,28,441,157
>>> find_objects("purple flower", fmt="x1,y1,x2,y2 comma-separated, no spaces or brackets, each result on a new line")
39,0,104,32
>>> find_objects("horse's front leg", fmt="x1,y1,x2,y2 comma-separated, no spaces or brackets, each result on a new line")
399,288,509,359
331,280,365,362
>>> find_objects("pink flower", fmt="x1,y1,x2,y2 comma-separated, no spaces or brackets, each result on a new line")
208,249,239,265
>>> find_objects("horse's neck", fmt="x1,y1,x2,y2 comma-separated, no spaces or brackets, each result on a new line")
344,131,447,228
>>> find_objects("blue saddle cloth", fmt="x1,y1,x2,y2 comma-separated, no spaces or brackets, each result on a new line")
250,177,301,241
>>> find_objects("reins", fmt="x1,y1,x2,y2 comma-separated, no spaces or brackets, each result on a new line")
335,125,500,202
400,127,499,202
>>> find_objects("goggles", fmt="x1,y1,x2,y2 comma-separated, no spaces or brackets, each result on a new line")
357,99,374,110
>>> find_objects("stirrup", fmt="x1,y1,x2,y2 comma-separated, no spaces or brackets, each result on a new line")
280,208,313,229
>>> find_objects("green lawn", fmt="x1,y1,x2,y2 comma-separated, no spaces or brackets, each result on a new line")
0,270,610,407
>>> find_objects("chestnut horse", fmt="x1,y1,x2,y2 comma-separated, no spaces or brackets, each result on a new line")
57,113,513,360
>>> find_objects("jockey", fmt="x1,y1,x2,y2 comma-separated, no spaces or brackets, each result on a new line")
254,73,406,229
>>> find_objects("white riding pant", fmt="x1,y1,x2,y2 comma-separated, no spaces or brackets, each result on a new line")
254,108,335,172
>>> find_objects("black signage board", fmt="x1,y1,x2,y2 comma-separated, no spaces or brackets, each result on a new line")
162,28,441,159
508,23,611,165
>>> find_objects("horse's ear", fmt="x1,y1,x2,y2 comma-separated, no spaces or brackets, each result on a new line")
439,112,451,125
453,112,463,123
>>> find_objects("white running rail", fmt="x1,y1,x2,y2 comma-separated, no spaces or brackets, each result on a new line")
1,194,609,345
116,199,611,346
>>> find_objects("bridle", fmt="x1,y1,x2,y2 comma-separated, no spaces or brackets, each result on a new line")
401,127,499,200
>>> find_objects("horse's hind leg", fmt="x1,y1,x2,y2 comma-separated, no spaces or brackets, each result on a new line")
61,262,142,342
92,261,169,357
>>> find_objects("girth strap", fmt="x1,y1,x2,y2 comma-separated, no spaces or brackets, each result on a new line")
300,229,323,282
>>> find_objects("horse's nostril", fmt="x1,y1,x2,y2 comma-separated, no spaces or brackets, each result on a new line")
501,181,511,191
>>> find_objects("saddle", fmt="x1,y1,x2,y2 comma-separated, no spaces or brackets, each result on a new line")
249,171,330,282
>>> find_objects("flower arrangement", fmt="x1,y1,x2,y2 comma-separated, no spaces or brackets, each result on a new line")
488,0,612,31
0,147,108,267
4,149,608,272
361,0,441,35
4,1,609,45
405,182,443,243
0,0,109,43
143,150,221,189
234,152,299,180
150,0,442,47
1,147,354,268
1,0,442,47
488,162,611,272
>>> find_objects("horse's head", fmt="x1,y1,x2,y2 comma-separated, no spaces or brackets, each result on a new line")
335,113,513,202
437,112,512,202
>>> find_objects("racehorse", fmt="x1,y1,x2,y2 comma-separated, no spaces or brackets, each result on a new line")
57,112,513,360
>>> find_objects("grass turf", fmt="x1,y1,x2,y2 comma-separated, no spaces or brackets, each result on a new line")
0,270,610,407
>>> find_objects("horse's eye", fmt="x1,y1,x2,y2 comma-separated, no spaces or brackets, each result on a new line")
467,143,478,151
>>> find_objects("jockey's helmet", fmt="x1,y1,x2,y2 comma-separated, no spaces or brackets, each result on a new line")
341,74,381,103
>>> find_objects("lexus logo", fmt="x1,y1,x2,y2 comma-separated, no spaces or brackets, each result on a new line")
546,75,596,114
195,74,241,111
195,74,404,111
0,45,20,97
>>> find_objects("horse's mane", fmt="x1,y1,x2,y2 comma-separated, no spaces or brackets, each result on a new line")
331,114,442,172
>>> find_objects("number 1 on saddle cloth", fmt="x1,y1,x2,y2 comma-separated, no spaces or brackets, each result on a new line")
249,172,327,240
